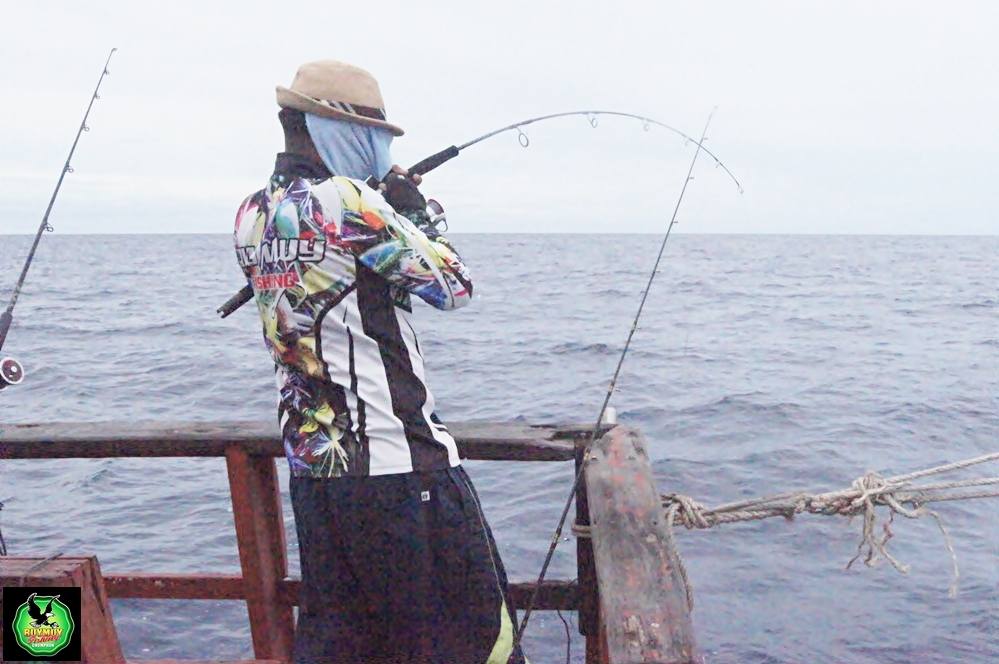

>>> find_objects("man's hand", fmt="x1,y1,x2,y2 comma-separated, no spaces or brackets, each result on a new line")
385,164,422,186
381,165,428,220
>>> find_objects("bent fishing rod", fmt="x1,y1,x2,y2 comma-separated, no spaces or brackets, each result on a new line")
215,109,743,318
514,109,728,648
0,47,117,390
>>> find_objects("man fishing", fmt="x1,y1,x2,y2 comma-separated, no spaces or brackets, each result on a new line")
232,60,524,664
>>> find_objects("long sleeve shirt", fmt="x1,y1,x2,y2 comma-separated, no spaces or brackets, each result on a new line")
233,153,472,478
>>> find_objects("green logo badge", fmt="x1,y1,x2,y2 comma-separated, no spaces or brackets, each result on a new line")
10,593,75,657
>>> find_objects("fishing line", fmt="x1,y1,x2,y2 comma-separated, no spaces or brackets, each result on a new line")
514,109,723,647
216,109,743,318
0,47,117,390
555,608,571,664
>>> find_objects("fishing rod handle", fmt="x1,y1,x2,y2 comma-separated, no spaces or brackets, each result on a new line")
0,310,11,352
218,285,253,318
407,145,460,177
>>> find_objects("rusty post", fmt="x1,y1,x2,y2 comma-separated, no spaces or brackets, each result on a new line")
225,445,294,661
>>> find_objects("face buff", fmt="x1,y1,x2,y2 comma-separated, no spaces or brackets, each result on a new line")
305,113,394,181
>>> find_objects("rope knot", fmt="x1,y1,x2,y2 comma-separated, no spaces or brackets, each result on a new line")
853,471,888,492
663,493,711,530
851,470,894,499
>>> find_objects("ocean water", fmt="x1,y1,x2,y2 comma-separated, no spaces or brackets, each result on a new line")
1,233,997,663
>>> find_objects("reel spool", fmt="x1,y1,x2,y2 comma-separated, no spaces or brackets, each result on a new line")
0,357,24,390
426,198,448,233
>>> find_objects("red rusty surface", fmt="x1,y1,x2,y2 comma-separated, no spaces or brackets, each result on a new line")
225,447,294,661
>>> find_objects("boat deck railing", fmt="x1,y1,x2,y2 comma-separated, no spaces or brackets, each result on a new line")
2,421,695,663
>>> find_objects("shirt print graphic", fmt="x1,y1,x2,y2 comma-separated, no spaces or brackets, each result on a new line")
234,172,471,478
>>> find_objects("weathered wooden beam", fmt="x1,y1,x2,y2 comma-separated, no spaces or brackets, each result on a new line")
585,426,697,664
104,573,246,600
103,573,579,611
508,579,578,611
226,448,294,661
0,420,589,462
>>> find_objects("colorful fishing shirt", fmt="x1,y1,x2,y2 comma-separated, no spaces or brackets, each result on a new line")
233,153,473,478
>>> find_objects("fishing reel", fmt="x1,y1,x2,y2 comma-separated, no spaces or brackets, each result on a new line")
369,172,449,236
425,198,448,234
0,357,24,390
396,197,448,238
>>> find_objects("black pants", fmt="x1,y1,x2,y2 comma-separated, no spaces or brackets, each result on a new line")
290,465,526,664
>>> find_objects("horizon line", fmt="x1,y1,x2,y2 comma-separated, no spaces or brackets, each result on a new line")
1,231,997,238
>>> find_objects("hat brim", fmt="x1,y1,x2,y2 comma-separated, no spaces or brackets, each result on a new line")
276,86,405,136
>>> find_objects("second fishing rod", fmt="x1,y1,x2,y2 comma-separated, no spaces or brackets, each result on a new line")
0,47,117,391
216,109,742,318
514,110,721,657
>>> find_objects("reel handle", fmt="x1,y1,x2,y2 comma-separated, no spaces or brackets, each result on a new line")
0,356,24,390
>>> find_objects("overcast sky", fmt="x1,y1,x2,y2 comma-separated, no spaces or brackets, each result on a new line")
2,1,997,234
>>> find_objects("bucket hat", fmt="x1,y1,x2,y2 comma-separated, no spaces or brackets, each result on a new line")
276,60,404,136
